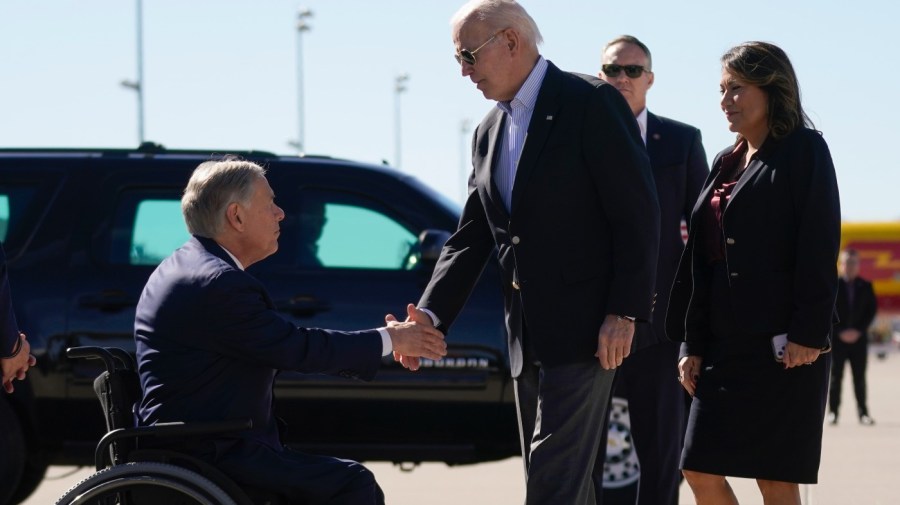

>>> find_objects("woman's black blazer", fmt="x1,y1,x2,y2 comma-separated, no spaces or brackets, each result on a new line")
666,127,841,355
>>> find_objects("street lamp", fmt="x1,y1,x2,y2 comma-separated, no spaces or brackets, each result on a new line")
121,0,145,144
459,119,471,203
394,73,409,168
289,8,313,155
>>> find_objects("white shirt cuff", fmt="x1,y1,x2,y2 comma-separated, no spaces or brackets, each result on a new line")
418,307,439,327
377,328,392,356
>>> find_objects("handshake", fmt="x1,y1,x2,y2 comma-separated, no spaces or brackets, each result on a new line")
383,303,443,372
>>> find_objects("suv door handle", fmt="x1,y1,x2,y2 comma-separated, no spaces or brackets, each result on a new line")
275,296,331,318
78,291,138,312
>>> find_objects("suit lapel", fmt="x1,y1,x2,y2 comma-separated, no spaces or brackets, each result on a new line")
510,64,562,213
646,111,662,168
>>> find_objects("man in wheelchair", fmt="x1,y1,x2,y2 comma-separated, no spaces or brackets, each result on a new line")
131,157,447,504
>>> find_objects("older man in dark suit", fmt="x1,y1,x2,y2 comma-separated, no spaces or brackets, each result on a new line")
598,35,709,505
134,158,446,504
1,243,35,394
393,2,659,503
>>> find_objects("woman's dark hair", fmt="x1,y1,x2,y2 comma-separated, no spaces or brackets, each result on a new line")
722,41,813,139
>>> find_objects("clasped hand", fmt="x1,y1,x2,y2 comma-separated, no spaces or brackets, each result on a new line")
385,304,446,371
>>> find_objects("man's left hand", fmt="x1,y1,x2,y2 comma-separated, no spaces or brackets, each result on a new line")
595,314,634,370
2,333,37,394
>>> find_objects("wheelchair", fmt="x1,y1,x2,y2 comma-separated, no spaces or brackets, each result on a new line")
56,346,285,505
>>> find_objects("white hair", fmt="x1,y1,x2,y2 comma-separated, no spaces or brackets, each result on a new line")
451,0,543,48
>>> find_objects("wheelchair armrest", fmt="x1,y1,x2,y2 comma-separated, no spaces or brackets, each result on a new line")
95,419,253,470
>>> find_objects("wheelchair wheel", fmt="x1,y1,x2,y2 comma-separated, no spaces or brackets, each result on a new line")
55,462,238,505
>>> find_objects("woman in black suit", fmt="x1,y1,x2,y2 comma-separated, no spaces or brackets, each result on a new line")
667,42,840,504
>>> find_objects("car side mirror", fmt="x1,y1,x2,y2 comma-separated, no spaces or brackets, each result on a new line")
418,229,452,263
402,229,451,271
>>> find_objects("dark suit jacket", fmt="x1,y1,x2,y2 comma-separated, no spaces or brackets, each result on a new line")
135,236,382,452
835,276,877,338
419,61,659,376
0,243,20,357
632,112,708,350
667,128,841,355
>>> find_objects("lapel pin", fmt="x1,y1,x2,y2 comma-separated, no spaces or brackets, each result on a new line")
653,133,661,140
546,115,553,120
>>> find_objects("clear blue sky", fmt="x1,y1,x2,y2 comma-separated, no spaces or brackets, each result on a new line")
1,0,894,220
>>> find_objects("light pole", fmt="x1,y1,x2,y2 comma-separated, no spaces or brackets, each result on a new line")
289,8,313,154
459,119,471,203
121,0,145,145
394,74,409,168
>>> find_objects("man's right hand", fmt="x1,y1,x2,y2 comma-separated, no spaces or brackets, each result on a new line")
386,304,435,371
385,304,446,367
3,333,37,394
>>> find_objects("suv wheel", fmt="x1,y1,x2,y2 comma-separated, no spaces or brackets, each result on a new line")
0,397,25,505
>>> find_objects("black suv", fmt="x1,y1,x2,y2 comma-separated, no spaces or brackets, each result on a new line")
0,146,518,504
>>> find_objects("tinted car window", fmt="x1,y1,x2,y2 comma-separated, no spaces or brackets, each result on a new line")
131,199,190,265
109,190,187,266
268,189,418,271
0,185,40,243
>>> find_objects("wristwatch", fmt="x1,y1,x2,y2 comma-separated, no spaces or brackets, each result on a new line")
616,315,636,323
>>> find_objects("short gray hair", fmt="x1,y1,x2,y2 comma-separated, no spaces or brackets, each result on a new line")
451,0,543,49
604,35,652,70
182,157,266,238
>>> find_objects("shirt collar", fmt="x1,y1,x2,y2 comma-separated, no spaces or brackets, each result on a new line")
218,244,245,271
635,108,648,145
496,55,548,115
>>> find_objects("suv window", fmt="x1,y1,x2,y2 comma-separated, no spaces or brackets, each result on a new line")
268,189,418,271
0,185,40,244
109,191,189,266
131,199,190,265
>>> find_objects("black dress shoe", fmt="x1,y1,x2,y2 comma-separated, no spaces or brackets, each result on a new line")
859,415,876,426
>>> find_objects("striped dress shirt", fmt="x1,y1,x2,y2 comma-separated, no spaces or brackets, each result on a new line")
494,56,548,211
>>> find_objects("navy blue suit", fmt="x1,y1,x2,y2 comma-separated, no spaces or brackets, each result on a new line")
599,112,708,505
0,243,20,357
420,62,659,505
135,236,385,504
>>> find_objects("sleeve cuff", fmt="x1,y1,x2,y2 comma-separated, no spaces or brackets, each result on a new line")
418,307,440,327
679,341,704,360
376,328,392,356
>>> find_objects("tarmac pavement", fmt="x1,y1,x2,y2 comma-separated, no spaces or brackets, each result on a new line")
24,348,900,505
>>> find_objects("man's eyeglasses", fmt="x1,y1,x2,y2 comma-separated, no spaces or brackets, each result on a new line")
601,64,650,78
454,30,504,66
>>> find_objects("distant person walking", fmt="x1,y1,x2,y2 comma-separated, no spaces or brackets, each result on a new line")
828,248,878,425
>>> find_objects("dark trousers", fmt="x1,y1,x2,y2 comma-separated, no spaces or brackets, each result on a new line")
829,339,869,417
596,341,687,505
217,444,384,505
515,358,616,505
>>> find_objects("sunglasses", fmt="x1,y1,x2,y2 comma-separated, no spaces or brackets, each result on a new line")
454,30,504,66
601,64,650,78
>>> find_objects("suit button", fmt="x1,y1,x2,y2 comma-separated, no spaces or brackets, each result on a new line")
512,281,520,290
726,238,735,245
730,272,739,278
511,236,521,245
